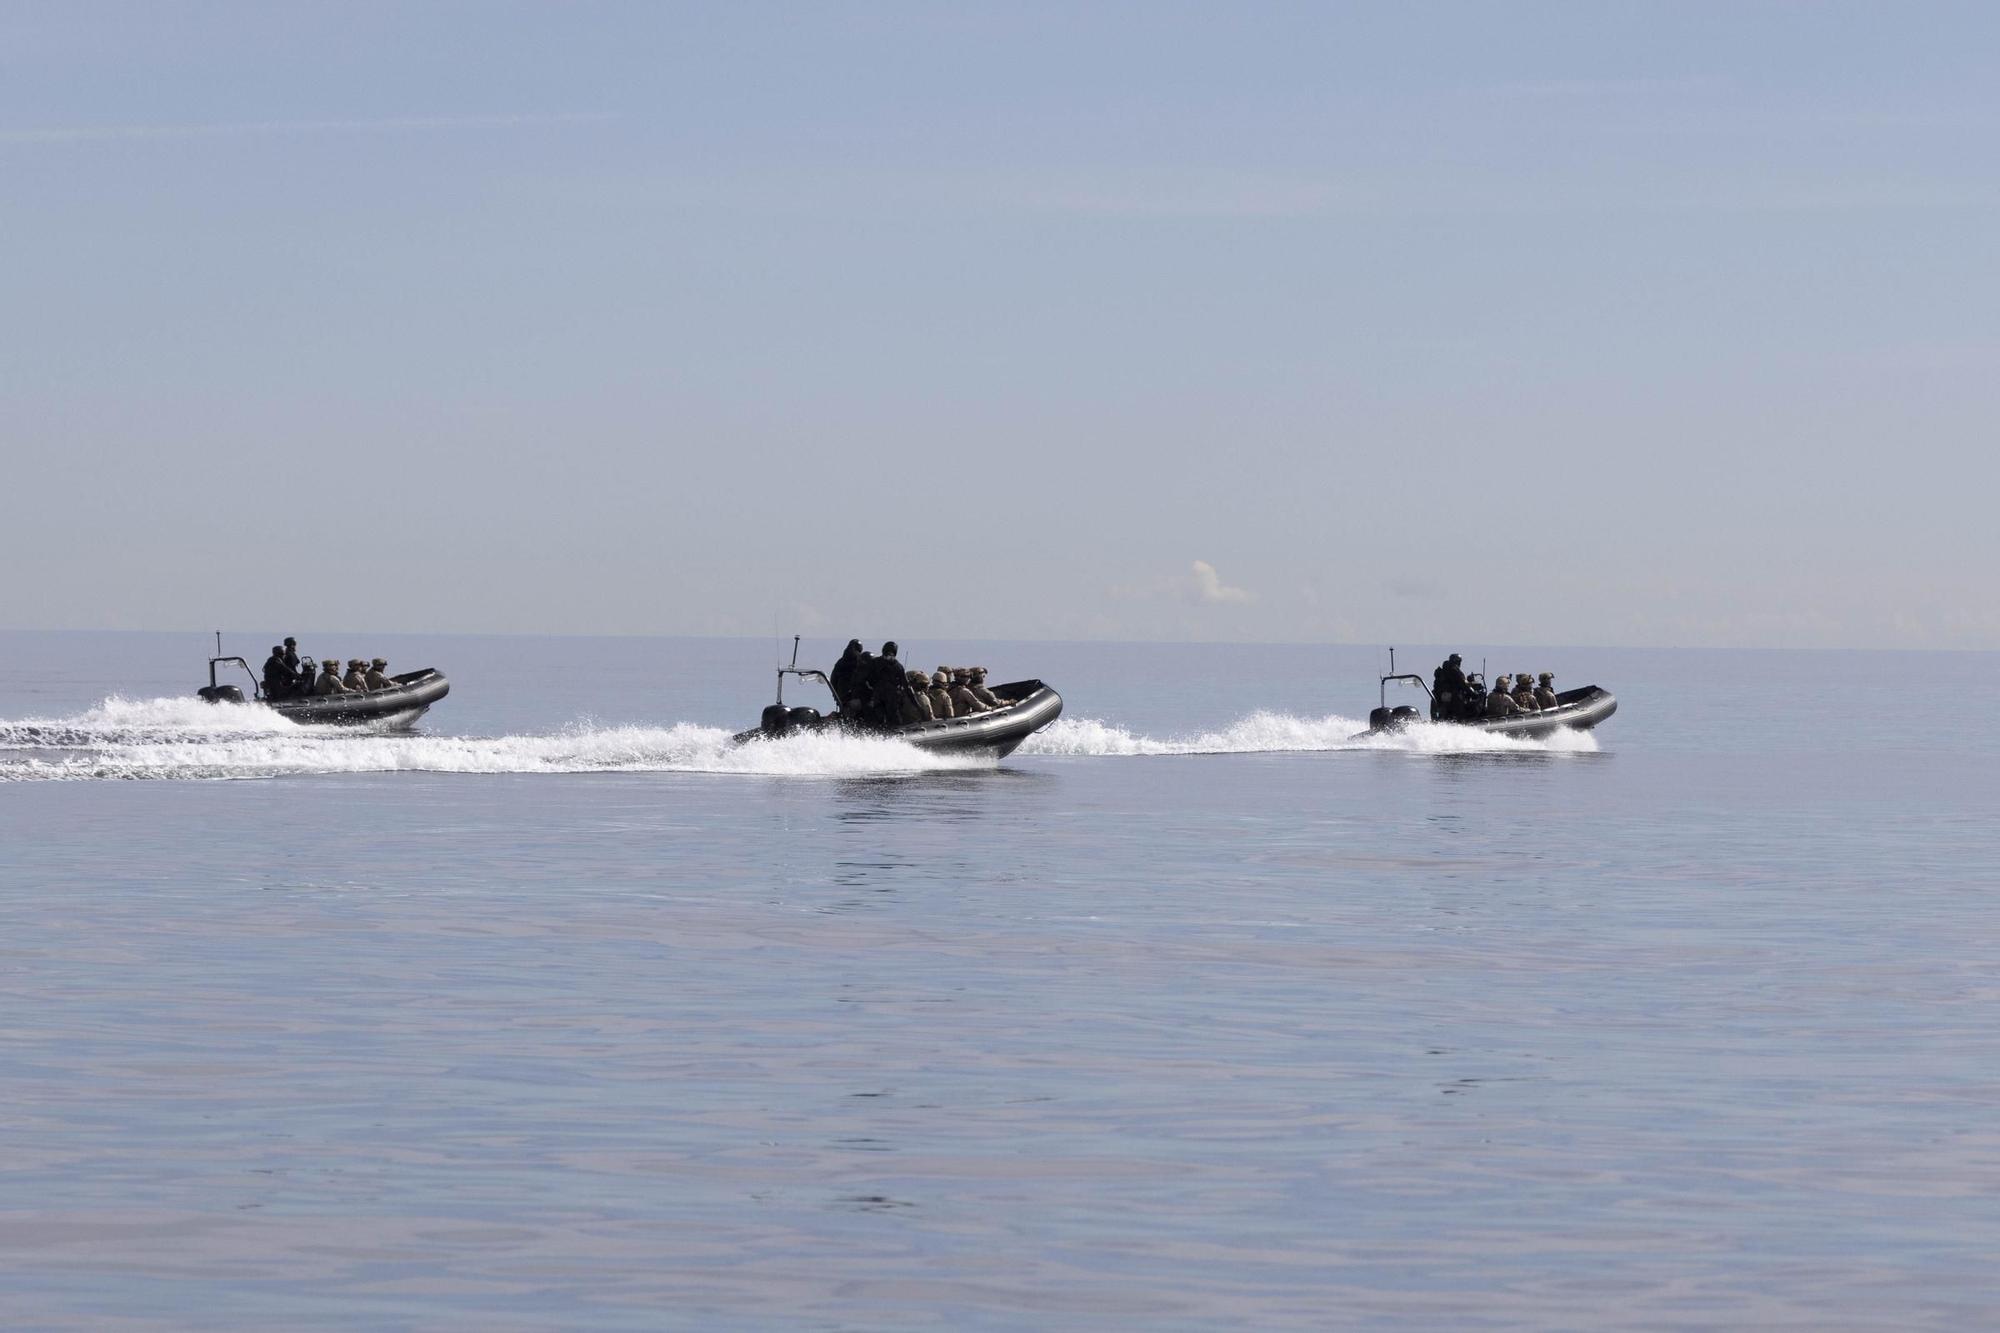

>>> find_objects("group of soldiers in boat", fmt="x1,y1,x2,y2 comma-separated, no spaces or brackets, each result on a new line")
829,639,1015,728
1430,653,1561,723
259,637,402,701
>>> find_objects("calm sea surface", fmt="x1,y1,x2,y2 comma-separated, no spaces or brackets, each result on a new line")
2,631,1997,1329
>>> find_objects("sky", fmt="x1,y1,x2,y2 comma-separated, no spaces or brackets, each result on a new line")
4,2,1997,648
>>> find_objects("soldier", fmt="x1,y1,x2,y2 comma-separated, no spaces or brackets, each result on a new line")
364,657,396,690
829,640,868,714
927,671,956,719
907,670,936,720
966,667,1006,710
1513,672,1539,711
948,670,988,715
864,642,923,725
1534,671,1559,710
1487,675,1519,718
262,644,295,700
314,660,348,695
1432,652,1467,721
342,658,370,692
282,636,302,678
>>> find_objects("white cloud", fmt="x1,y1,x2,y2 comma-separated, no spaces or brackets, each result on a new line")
1187,560,1253,605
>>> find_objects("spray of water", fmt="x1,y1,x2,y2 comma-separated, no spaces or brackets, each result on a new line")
1017,711,1599,757
0,697,1595,781
0,697,991,781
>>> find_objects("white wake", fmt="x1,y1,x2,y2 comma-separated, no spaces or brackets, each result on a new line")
1016,711,1600,757
1,697,1597,781
0,697,991,781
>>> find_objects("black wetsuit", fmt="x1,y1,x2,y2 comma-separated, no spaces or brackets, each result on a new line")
830,647,867,712
262,653,296,700
863,653,921,726
1433,660,1467,721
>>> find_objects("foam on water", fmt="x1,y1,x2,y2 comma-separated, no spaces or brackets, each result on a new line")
0,698,992,781
1018,711,1601,757
1,697,1597,781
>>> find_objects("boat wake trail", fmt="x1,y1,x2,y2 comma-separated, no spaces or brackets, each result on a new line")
1017,711,1601,757
0,698,991,781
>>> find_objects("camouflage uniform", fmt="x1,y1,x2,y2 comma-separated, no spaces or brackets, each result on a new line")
1513,673,1539,711
926,672,955,719
907,672,936,721
364,658,395,690
314,663,348,695
948,673,987,715
342,660,370,692
1534,672,1558,709
1487,675,1519,717
967,669,1005,710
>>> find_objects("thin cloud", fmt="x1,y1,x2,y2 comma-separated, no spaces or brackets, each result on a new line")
0,112,614,146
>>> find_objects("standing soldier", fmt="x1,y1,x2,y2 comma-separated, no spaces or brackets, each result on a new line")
262,644,295,700
1432,653,1467,721
830,640,868,715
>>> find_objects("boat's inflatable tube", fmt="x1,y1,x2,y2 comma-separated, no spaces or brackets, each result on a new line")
1364,685,1616,740
264,669,450,728
735,679,1063,758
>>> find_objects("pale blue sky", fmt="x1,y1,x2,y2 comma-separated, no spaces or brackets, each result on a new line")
5,3,1996,647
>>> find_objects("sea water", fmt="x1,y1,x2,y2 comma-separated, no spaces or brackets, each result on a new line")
2,631,1997,1328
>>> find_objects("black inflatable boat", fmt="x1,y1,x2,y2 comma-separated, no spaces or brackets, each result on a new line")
1360,652,1615,740
194,638,448,729
733,640,1062,758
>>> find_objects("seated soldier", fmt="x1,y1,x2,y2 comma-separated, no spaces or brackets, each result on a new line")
314,660,348,695
1534,671,1559,709
1513,672,1540,711
948,670,989,715
1487,674,1519,717
927,671,955,719
967,667,1007,710
364,657,396,690
342,658,370,692
907,670,936,720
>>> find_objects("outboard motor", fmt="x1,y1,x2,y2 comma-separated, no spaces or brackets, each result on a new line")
1367,705,1420,733
759,703,793,737
197,684,245,705
788,706,821,728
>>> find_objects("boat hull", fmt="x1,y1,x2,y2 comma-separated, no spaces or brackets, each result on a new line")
265,669,449,728
1468,685,1616,737
735,680,1063,758
1367,685,1616,739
